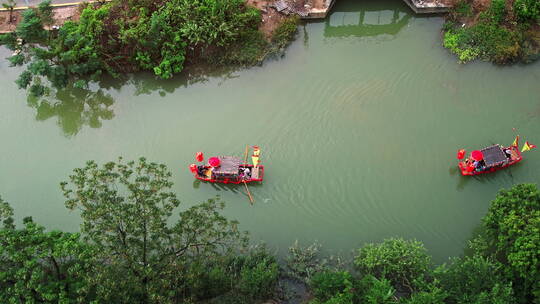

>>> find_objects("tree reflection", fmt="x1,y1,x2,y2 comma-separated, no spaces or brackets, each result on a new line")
324,0,412,39
27,86,115,137
24,64,242,136
128,65,240,97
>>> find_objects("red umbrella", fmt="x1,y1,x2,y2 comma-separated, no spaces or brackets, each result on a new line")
471,150,484,161
208,157,221,167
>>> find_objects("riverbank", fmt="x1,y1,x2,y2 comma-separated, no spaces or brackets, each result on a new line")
442,0,540,63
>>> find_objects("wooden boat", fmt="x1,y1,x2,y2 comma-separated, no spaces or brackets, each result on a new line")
458,144,522,176
192,155,264,184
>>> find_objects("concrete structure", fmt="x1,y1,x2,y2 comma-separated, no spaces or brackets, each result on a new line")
298,0,450,19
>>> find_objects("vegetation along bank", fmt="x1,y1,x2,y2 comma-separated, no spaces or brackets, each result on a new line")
1,158,539,304
443,0,540,63
0,0,299,96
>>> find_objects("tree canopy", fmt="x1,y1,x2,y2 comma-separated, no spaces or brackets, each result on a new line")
0,0,272,96
60,157,248,302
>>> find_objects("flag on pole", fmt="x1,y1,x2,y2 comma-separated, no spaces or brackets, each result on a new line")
521,141,537,152
512,135,519,147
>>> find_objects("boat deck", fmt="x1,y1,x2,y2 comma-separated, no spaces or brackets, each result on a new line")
251,166,260,180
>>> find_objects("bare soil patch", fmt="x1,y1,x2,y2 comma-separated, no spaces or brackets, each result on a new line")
0,5,81,34
246,0,286,39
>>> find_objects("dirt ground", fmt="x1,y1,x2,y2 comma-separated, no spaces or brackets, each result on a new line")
246,0,286,39
0,5,80,33
246,0,328,39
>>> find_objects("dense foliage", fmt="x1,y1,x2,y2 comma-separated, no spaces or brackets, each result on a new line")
308,183,540,304
0,0,298,96
0,159,280,303
354,238,432,294
481,183,540,303
0,197,95,303
1,160,538,304
443,0,540,63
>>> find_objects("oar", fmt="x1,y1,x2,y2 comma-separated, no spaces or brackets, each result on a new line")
243,180,254,205
243,145,249,164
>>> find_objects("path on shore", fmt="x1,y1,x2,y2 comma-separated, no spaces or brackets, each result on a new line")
16,0,75,6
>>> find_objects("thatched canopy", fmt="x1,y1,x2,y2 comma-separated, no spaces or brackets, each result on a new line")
212,156,240,175
482,145,507,167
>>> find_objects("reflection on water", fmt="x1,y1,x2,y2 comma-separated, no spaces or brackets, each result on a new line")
27,87,115,136
129,65,239,97
23,65,240,136
325,0,411,38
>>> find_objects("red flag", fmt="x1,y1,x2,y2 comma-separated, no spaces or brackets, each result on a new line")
457,149,466,160
196,152,204,162
521,141,537,152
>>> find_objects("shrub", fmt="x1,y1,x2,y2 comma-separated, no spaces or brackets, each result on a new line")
443,21,520,63
488,0,506,24
354,238,432,294
514,0,540,22
236,249,279,300
454,0,473,18
310,271,354,302
435,255,515,304
482,184,540,303
356,275,396,304
272,16,299,49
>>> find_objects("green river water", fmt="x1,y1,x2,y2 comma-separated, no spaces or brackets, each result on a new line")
1,0,539,262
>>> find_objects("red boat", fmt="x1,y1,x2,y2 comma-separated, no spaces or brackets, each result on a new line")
192,156,264,184
190,146,264,184
458,144,522,176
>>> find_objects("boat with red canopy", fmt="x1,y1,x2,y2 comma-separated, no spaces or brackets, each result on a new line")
189,146,264,184
458,144,521,176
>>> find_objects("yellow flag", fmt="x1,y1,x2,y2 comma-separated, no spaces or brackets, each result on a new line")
512,135,519,147
521,141,536,152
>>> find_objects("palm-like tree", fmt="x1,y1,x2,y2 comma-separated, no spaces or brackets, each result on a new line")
2,0,16,24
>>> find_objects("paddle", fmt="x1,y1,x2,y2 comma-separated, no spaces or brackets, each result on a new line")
243,180,254,205
243,145,249,164
242,145,254,205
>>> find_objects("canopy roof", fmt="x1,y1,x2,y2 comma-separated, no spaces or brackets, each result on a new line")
481,145,507,167
212,156,241,175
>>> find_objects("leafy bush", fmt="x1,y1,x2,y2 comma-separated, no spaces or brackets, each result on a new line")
482,184,540,303
488,0,506,24
3,0,272,93
514,0,540,22
356,275,396,304
443,0,533,64
443,22,520,63
435,255,515,304
354,238,432,294
236,248,279,300
272,16,299,49
454,0,473,18
310,271,354,302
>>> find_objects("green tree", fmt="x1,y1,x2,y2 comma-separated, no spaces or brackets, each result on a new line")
435,255,514,304
60,157,247,303
482,183,540,303
514,0,540,22
0,198,95,303
37,0,54,26
354,238,432,294
2,0,16,24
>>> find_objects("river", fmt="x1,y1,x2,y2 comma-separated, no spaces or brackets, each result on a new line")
1,0,539,262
